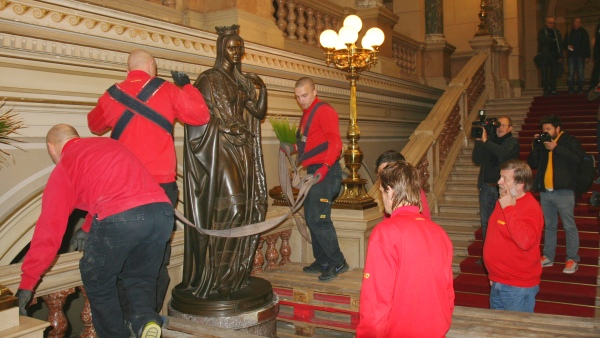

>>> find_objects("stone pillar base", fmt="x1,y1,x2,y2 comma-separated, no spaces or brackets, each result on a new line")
422,39,456,89
168,294,279,337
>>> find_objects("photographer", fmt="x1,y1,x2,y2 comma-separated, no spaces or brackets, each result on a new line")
472,116,520,247
528,115,583,274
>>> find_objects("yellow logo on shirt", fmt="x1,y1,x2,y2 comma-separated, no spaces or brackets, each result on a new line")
497,220,506,225
364,273,370,279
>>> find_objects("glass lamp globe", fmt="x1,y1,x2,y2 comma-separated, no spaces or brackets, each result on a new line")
343,15,363,33
365,27,385,47
319,29,339,49
361,35,374,50
338,26,359,45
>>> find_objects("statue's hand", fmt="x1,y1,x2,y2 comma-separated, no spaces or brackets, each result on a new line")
245,72,265,89
170,70,191,87
16,289,33,316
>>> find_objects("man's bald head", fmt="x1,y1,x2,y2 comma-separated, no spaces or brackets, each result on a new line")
127,50,156,76
295,77,315,91
46,124,79,164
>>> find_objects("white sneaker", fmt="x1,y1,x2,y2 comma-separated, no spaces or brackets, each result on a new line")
563,260,578,274
541,256,553,267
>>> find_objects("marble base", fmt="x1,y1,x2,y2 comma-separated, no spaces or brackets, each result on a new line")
168,294,279,337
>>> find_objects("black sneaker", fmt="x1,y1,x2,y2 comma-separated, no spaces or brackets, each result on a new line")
303,261,327,273
318,261,349,281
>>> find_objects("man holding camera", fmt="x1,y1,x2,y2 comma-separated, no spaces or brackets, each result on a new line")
528,115,583,274
472,115,520,251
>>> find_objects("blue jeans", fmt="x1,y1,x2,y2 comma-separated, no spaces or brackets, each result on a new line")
304,162,344,267
80,202,173,338
479,184,499,242
490,282,539,313
540,190,580,262
568,57,585,93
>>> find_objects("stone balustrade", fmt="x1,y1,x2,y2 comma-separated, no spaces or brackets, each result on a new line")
0,223,294,336
392,32,420,77
273,0,344,46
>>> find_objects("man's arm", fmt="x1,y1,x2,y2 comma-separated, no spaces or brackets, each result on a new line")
87,93,112,135
553,135,584,164
356,228,396,337
472,140,485,165
20,166,76,291
484,136,520,163
172,82,211,126
502,202,543,251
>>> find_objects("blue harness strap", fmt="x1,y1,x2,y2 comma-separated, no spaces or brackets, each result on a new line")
296,102,329,164
108,77,172,140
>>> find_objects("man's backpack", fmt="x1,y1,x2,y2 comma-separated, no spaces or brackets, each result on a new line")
575,152,596,199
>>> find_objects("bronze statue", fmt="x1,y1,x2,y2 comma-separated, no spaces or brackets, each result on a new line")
171,25,271,316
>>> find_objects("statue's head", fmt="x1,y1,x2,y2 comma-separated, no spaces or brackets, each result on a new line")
215,25,244,68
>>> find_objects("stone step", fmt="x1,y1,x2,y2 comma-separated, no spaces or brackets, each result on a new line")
445,185,478,193
440,225,478,242
431,212,480,223
443,193,479,203
438,201,480,214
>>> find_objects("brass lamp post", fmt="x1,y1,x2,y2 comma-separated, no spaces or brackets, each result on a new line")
319,15,383,209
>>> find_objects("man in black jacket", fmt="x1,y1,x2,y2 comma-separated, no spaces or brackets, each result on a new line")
472,116,520,247
563,17,591,94
528,115,584,274
538,17,563,96
589,22,600,92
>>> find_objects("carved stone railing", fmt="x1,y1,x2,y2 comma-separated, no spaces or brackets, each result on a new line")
0,222,294,336
392,31,420,78
401,53,488,212
273,0,344,46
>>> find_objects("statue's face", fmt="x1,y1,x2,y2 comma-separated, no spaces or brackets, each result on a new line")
225,38,244,64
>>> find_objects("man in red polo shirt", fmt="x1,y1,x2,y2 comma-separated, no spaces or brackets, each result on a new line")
16,124,172,338
87,49,210,311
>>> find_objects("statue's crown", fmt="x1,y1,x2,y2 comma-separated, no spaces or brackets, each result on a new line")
216,25,240,36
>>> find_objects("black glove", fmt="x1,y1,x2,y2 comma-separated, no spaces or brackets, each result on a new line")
170,70,191,87
70,228,89,252
15,289,32,316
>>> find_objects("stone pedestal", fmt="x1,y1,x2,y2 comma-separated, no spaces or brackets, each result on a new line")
469,35,513,99
169,293,279,337
422,39,456,89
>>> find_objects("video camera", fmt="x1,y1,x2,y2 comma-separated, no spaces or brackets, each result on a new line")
534,132,552,145
471,110,499,139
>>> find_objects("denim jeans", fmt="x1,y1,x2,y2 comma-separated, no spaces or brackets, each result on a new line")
304,162,345,267
479,184,499,242
567,57,585,93
490,281,539,313
81,202,173,338
540,190,580,262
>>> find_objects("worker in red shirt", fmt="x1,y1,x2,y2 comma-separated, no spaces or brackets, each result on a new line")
357,160,454,337
281,77,347,281
16,124,172,338
87,49,210,311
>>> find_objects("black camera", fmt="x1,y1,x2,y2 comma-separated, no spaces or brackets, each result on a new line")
534,132,552,144
471,110,499,139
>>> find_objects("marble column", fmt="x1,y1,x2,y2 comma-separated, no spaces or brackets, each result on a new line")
425,0,444,42
422,0,455,89
486,0,506,45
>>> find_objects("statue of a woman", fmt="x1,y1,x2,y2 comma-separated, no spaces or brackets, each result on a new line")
174,25,268,307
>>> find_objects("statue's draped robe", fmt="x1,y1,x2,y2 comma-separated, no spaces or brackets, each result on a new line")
180,69,267,298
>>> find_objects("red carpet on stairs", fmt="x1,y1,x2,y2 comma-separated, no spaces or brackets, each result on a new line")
453,92,600,318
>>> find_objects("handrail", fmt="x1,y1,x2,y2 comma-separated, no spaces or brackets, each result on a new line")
401,53,488,212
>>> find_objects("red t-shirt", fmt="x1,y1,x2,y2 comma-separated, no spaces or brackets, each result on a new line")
483,192,544,287
88,70,210,183
298,98,342,167
19,137,170,291
357,206,454,337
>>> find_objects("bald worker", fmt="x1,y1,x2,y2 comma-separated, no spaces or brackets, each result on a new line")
87,49,210,312
17,124,172,338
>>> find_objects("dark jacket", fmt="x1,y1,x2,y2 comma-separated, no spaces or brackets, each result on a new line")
563,27,591,59
473,132,520,187
593,23,600,61
527,131,583,192
538,27,563,58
